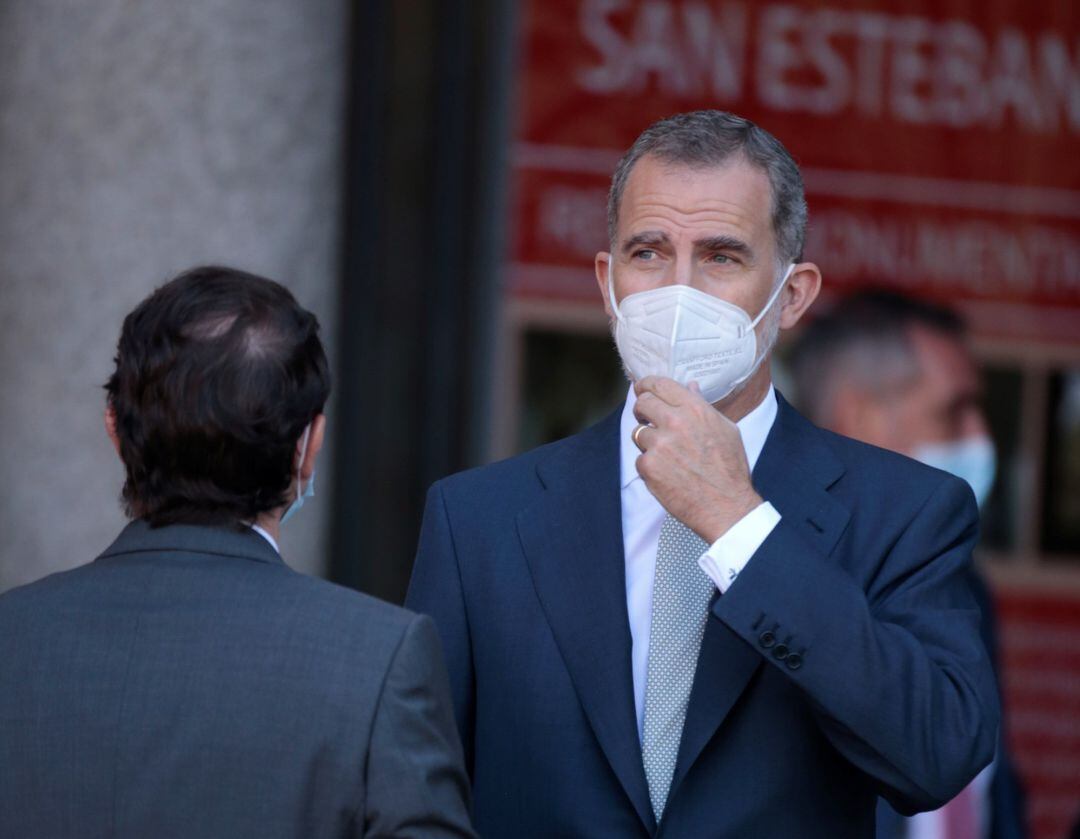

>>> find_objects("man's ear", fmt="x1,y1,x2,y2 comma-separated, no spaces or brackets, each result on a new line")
298,414,326,481
104,405,122,457
779,262,822,330
595,251,614,319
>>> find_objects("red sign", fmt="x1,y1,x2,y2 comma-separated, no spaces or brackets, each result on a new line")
998,590,1080,839
508,0,1080,343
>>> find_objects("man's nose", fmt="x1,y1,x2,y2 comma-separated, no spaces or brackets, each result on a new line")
668,257,698,289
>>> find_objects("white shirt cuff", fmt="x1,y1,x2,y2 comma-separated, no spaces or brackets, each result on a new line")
697,502,781,594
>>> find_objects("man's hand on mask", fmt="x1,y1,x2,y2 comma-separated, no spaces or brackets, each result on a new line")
632,376,763,544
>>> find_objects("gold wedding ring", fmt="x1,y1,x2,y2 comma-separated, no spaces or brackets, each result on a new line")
632,423,649,450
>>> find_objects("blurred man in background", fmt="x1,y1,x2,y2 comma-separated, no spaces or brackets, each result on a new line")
790,289,1026,839
0,266,474,839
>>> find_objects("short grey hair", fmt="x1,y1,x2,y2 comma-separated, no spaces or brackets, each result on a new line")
788,290,966,426
607,111,808,266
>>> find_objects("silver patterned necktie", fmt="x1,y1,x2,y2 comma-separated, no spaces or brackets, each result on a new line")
641,513,715,821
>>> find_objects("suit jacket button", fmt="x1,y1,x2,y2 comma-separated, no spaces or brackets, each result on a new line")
772,644,789,660
759,630,776,649
785,653,803,670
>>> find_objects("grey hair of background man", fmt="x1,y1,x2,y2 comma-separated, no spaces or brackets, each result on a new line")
607,110,808,268
788,289,966,427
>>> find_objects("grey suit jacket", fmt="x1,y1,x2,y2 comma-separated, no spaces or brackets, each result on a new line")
0,521,475,839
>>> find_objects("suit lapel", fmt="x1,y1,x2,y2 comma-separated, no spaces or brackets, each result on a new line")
751,395,850,562
669,394,851,798
516,409,656,834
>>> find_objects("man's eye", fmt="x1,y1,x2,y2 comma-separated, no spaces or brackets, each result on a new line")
709,253,732,264
634,249,657,261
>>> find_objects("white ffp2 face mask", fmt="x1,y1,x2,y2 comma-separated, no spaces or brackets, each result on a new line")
609,263,794,404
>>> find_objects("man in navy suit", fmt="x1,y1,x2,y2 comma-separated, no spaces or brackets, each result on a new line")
0,267,474,838
407,111,1000,837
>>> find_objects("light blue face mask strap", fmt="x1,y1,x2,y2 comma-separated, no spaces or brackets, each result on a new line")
748,262,796,331
280,424,313,525
298,424,314,497
289,424,313,504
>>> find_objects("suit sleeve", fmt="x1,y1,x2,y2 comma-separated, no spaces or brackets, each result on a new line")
404,482,475,774
362,614,476,838
968,569,1028,839
714,474,1000,814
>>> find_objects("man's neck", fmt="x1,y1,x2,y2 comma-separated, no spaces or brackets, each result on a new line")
713,365,773,423
253,510,283,545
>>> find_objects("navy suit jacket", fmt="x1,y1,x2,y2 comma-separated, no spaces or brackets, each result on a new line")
406,393,1000,838
0,521,475,839
876,569,1027,839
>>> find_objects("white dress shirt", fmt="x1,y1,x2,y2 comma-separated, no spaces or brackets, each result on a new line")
620,385,782,740
251,523,281,554
904,761,994,838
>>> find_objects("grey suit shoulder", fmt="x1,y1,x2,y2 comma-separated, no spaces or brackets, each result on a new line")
0,520,475,839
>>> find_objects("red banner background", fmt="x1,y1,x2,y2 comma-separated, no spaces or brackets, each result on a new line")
508,0,1080,343
508,3,1080,836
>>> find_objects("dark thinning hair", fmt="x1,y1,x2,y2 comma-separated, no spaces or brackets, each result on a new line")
788,289,965,425
105,265,331,527
607,110,808,265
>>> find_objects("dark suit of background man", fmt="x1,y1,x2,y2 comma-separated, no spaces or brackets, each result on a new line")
0,266,475,839
407,111,1000,838
789,290,1027,839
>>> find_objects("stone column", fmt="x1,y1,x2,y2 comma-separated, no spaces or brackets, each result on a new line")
0,0,346,589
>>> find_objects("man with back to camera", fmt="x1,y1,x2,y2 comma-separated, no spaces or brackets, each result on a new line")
406,111,1000,837
788,290,1027,839
0,266,475,839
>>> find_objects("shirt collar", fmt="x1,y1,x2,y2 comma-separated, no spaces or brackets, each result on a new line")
250,523,281,554
619,383,778,489
97,520,284,566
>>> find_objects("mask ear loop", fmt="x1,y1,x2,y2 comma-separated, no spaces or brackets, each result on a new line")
606,261,626,324
294,424,311,504
747,263,796,332
724,262,796,393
